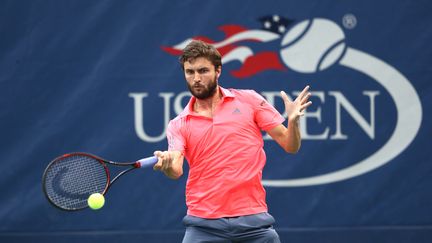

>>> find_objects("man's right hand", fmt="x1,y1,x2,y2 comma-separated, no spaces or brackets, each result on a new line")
153,150,184,179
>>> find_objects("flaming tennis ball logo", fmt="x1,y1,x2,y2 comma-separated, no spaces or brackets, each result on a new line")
88,193,105,210
280,18,346,73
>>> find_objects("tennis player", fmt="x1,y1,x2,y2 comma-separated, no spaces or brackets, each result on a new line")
153,40,312,242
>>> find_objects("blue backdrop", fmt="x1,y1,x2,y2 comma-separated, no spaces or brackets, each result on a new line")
1,0,431,242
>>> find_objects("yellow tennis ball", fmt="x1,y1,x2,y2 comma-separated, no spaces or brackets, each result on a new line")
87,193,105,210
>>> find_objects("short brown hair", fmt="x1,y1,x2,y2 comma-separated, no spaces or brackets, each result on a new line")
179,40,222,70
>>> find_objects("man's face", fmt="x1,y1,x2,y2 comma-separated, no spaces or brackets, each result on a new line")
184,57,221,100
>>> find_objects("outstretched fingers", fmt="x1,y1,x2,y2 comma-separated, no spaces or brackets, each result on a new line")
298,101,313,116
281,85,313,119
280,90,292,103
296,85,310,102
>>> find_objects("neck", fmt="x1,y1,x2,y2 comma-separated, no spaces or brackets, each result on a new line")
194,86,222,113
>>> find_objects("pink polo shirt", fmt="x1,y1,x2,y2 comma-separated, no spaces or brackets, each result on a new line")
167,87,284,219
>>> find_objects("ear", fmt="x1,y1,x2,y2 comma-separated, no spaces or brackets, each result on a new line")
216,66,222,78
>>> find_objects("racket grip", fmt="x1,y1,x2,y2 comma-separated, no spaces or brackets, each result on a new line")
137,156,158,168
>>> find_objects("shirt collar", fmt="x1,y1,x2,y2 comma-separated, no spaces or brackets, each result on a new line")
181,86,235,117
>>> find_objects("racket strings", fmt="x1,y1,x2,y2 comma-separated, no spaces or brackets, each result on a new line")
44,155,108,210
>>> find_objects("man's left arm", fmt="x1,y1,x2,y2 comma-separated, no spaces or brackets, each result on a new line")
267,85,312,154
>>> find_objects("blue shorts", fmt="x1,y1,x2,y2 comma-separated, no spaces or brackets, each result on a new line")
182,212,281,243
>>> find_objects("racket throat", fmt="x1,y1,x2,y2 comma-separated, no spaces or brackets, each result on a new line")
109,167,137,188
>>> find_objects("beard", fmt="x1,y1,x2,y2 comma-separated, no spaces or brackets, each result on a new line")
187,75,218,100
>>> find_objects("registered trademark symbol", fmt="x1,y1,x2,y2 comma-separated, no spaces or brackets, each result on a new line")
342,13,357,29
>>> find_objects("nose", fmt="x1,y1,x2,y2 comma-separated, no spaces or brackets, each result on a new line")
193,72,201,83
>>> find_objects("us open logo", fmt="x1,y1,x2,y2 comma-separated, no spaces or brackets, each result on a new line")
264,18,422,186
130,16,422,187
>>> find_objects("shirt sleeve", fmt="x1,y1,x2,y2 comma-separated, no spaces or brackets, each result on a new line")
166,118,186,153
247,90,285,131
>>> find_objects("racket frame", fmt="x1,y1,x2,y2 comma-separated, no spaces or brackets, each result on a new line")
42,152,149,211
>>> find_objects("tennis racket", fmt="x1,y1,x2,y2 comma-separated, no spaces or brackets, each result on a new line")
42,152,158,211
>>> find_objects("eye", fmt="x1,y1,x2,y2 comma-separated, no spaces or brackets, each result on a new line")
198,68,209,74
185,69,194,75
